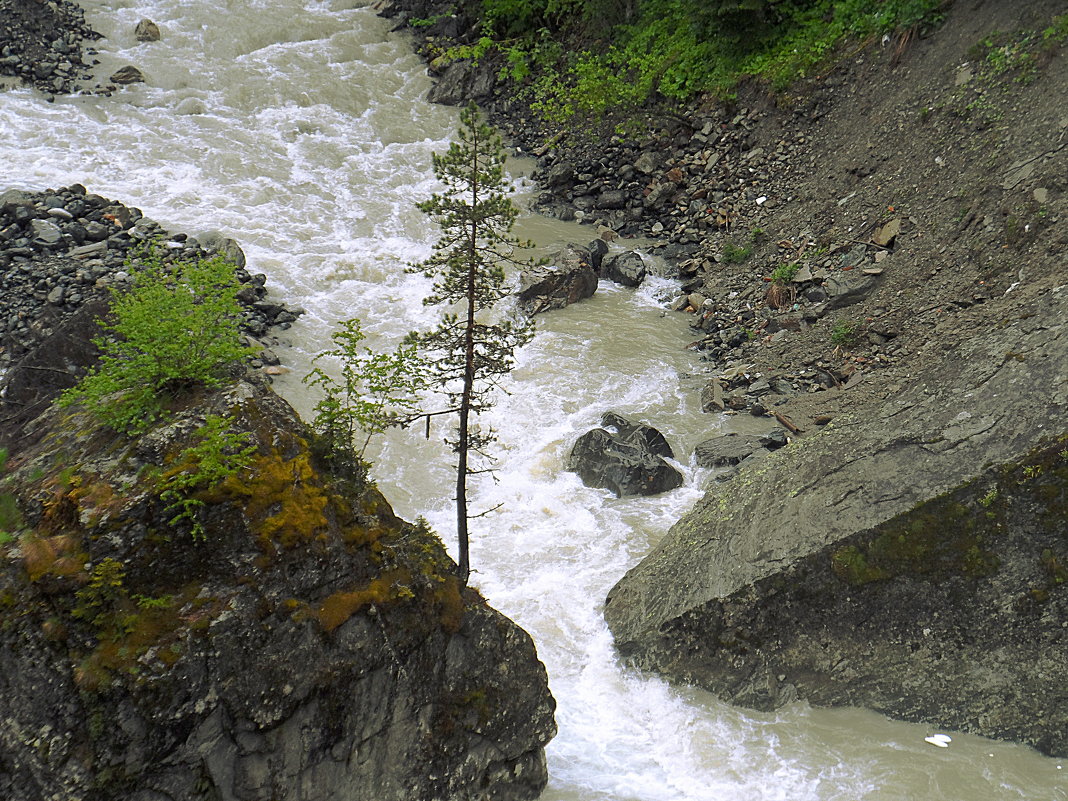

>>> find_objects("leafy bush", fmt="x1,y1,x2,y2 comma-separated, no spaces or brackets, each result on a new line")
304,318,425,470
770,262,800,285
60,247,253,435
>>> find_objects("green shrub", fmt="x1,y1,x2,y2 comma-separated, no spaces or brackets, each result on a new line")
722,241,752,264
481,0,949,121
830,319,859,346
60,247,253,435
770,262,800,285
304,318,425,470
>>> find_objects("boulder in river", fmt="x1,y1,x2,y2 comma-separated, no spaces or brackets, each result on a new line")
110,65,145,84
601,250,647,287
134,18,161,42
566,412,683,497
516,243,597,314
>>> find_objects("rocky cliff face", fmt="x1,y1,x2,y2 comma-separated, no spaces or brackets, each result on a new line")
605,285,1068,756
0,369,555,800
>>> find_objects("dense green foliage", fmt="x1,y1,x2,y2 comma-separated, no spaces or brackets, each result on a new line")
304,318,425,471
59,247,253,435
472,0,948,120
408,103,536,584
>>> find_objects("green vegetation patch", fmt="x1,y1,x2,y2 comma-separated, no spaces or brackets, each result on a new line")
470,0,949,122
59,245,253,435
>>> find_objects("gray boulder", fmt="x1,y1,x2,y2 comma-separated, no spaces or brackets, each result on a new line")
601,251,647,287
516,243,597,314
604,286,1068,756
566,412,683,497
824,273,879,311
692,433,768,468
426,59,496,105
194,229,247,268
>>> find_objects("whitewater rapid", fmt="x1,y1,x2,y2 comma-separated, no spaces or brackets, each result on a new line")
1,0,1064,798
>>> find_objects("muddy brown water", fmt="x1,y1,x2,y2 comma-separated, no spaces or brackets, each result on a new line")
1,1,1064,797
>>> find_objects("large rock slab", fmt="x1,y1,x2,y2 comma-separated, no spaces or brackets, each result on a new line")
566,412,683,497
692,433,769,467
605,285,1068,756
0,373,556,800
516,243,598,314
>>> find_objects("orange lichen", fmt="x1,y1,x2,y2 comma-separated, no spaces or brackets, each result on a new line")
22,534,85,582
205,449,330,549
316,569,411,633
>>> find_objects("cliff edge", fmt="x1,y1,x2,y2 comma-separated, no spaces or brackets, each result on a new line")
0,316,555,800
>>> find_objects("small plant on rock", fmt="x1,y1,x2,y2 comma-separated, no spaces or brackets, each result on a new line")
765,262,799,309
722,241,752,264
304,318,426,476
830,319,859,347
159,415,257,540
60,246,253,435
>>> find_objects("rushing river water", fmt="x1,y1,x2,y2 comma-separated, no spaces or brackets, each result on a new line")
2,1,1066,798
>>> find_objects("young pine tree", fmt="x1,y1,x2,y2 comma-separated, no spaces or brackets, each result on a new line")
408,103,535,585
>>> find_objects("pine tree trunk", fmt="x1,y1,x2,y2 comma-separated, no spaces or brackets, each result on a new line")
455,124,481,587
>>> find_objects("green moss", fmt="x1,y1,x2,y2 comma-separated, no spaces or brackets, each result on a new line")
830,544,889,585
202,448,330,550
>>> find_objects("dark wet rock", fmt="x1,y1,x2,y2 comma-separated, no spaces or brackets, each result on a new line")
566,412,683,497
516,243,597,314
601,251,647,288
426,58,496,105
109,64,145,84
586,238,608,272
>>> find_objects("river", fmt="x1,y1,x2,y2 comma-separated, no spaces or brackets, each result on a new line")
1,0,1064,798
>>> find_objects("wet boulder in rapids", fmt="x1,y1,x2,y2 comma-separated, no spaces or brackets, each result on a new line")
516,242,598,314
601,250,647,287
566,412,683,497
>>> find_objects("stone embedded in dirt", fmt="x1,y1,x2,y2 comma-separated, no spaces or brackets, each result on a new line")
824,273,879,311
516,243,597,314
693,433,770,468
872,218,901,247
110,65,145,84
601,250,647,287
134,18,161,42
566,412,683,497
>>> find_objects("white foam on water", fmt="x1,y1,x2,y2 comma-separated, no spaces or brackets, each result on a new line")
2,2,1066,799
